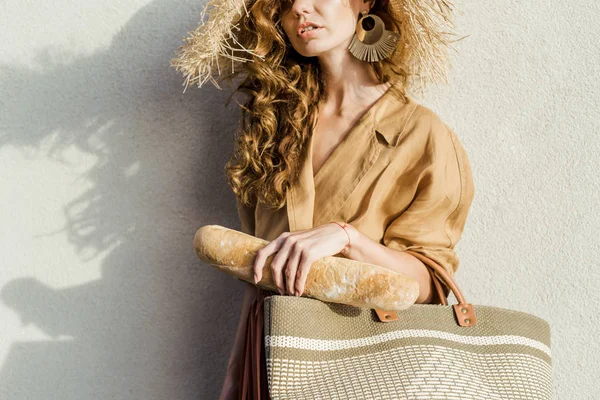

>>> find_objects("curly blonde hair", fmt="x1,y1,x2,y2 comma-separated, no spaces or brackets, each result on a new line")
170,0,460,210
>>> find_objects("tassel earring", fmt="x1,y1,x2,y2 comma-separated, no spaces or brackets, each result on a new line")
348,9,401,62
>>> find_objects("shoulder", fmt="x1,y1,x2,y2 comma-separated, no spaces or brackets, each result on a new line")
404,101,475,205
374,93,447,148
387,98,473,189
405,101,450,141
388,99,459,160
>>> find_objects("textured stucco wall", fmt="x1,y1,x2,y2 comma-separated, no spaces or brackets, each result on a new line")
0,0,598,399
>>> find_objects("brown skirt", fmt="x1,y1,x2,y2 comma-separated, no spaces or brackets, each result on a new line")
239,286,277,400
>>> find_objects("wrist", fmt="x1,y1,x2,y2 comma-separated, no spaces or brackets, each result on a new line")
331,221,361,257
341,223,361,257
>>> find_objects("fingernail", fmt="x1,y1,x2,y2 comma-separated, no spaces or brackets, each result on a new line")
253,274,258,284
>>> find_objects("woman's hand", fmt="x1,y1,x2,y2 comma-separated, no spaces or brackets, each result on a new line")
252,222,356,297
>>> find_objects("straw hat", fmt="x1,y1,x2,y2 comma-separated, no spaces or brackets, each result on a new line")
170,0,464,94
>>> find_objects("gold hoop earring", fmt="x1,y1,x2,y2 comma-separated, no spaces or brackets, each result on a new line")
348,10,400,62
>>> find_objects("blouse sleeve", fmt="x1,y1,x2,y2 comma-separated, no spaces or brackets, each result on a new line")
382,121,475,302
235,195,256,236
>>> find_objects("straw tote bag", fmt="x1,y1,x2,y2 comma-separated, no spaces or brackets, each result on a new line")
263,250,553,400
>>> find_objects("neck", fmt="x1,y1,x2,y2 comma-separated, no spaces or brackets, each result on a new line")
317,49,390,116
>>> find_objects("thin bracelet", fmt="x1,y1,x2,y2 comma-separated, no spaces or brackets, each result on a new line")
331,221,351,255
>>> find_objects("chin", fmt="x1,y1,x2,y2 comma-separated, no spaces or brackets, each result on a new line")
294,42,332,58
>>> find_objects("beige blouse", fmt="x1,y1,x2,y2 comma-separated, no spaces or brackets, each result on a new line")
235,83,475,299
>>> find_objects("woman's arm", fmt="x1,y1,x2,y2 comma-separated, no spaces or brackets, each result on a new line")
218,282,257,400
344,120,475,305
339,225,434,304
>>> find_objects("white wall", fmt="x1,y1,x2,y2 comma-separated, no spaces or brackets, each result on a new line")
0,0,597,398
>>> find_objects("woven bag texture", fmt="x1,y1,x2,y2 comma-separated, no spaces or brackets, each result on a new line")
264,296,552,400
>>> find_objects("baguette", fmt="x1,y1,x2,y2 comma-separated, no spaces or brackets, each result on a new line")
194,224,419,310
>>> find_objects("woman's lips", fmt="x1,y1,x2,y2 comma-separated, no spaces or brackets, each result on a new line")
299,26,323,39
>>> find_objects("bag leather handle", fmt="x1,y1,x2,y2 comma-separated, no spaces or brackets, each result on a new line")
374,250,477,327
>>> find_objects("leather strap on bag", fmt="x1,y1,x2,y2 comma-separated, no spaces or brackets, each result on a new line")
374,250,477,327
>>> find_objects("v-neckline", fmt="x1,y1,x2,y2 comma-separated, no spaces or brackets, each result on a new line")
309,82,395,183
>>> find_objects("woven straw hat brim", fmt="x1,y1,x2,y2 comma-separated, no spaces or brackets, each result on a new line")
170,0,463,93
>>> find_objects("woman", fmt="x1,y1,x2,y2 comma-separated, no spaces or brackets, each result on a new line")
172,0,474,398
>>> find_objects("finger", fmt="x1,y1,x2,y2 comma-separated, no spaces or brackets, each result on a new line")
270,237,294,294
285,241,304,295
295,251,313,297
253,239,281,284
